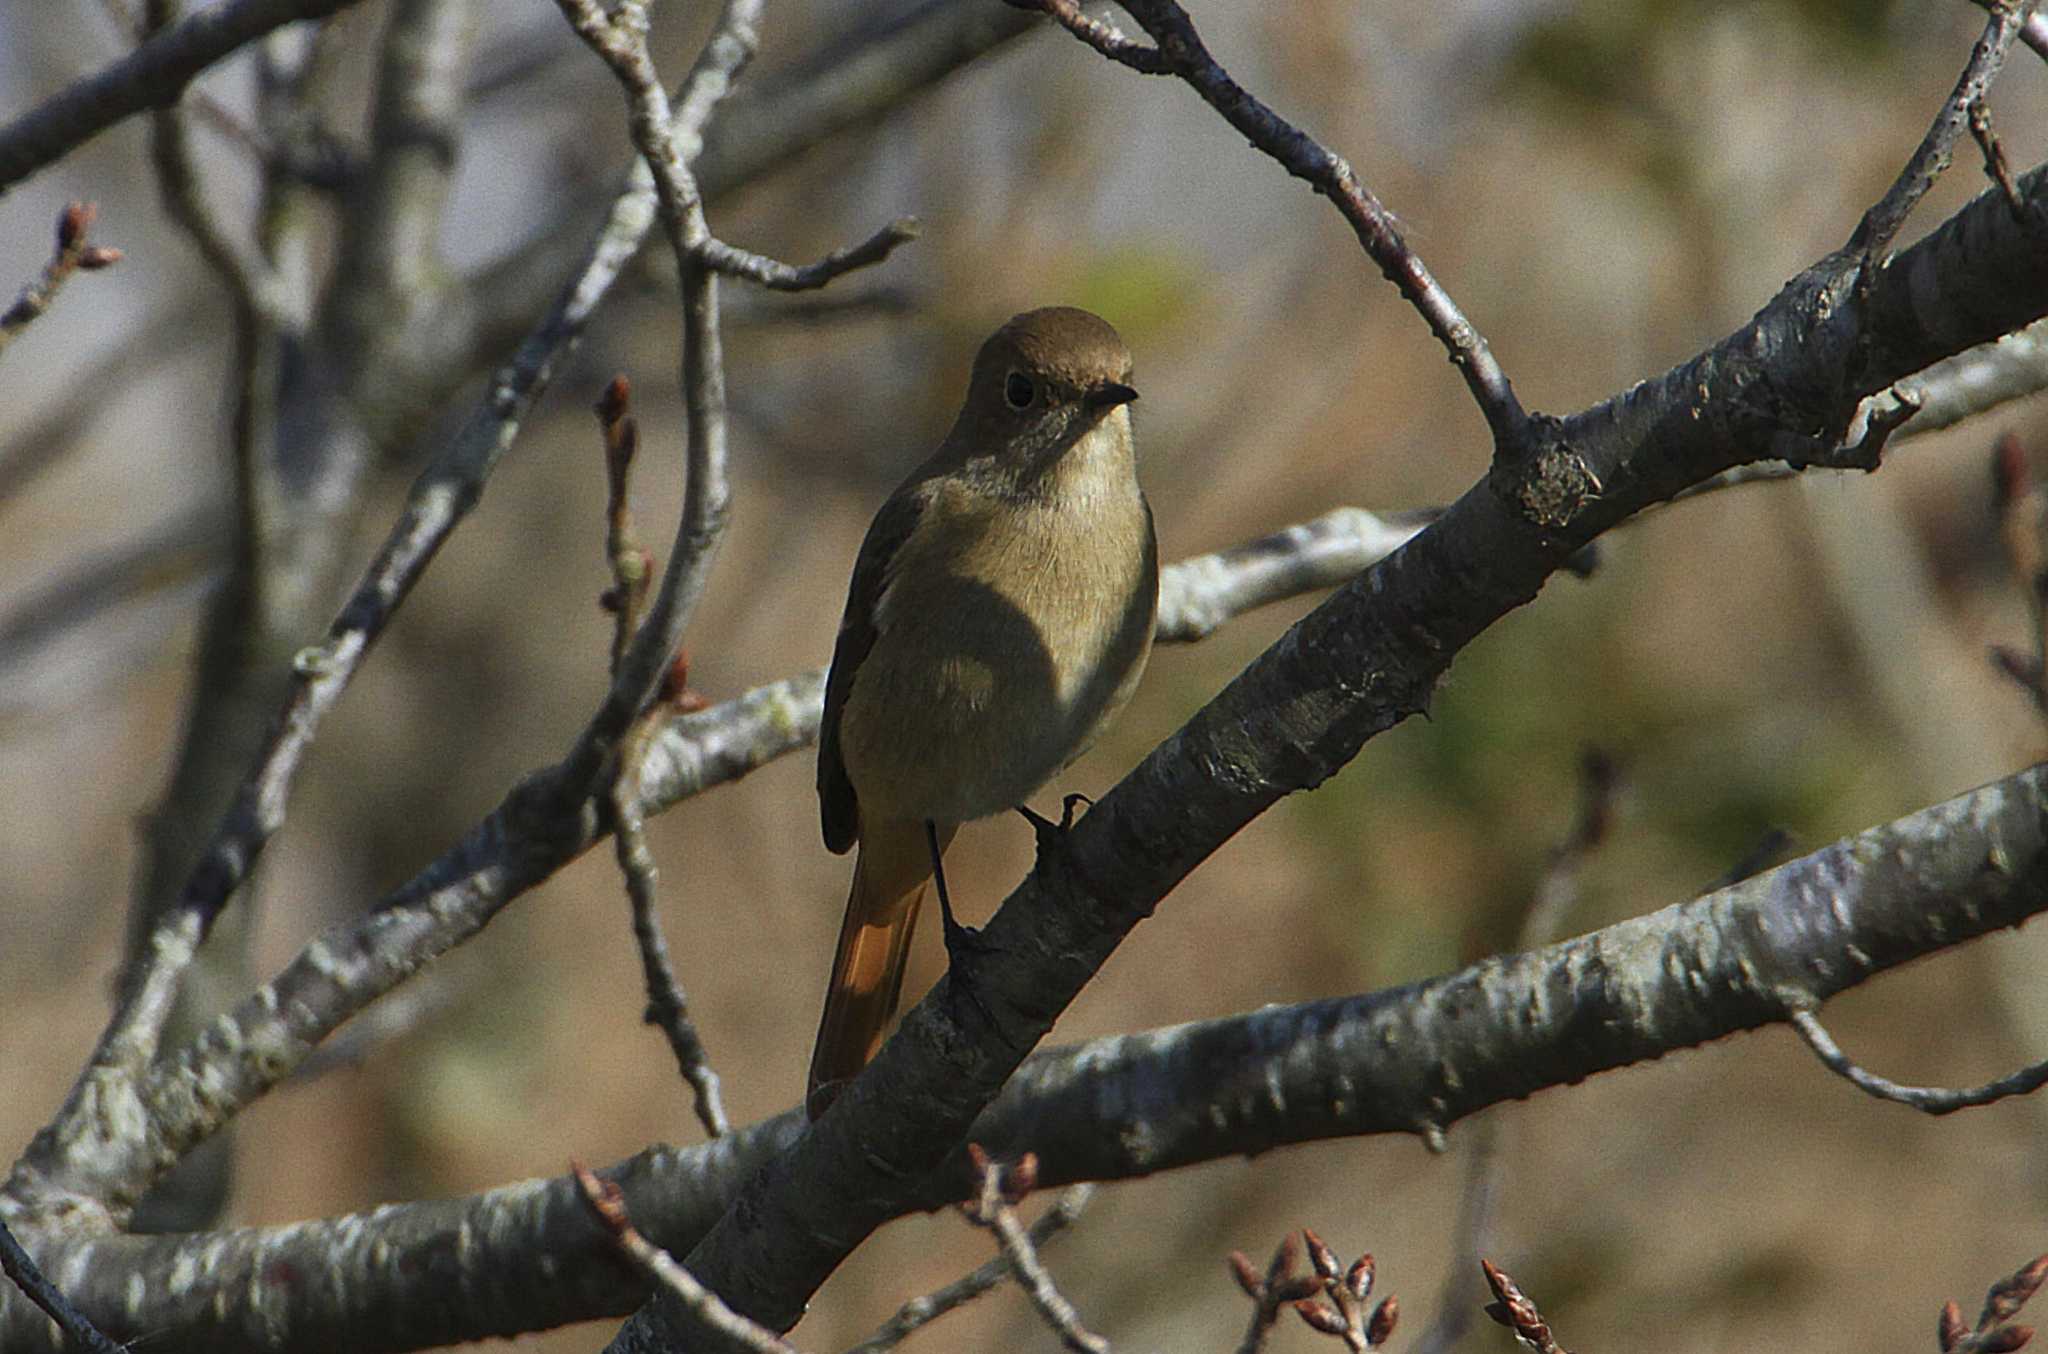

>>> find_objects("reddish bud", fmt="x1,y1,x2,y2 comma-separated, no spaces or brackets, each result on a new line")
1367,1294,1399,1346
57,201,95,249
1991,1258,2048,1322
1302,1228,1339,1282
1003,1152,1039,1202
1347,1253,1376,1302
1293,1299,1346,1335
1982,1326,2036,1353
596,375,632,425
1944,1300,1971,1352
1994,433,2031,509
1228,1251,1261,1298
1273,1275,1323,1305
78,246,122,270
1266,1233,1300,1288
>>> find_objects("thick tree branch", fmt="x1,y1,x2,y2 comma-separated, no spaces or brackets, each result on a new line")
23,128,2048,1217
2,761,2042,1351
664,157,2048,1338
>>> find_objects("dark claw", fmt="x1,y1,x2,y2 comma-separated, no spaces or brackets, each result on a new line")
1016,792,1093,853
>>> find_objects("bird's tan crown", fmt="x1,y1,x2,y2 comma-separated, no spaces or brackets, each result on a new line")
977,306,1133,390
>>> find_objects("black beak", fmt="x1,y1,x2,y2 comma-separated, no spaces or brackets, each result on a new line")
1086,381,1139,412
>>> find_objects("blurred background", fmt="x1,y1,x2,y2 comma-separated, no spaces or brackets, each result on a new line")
3,1,2047,1349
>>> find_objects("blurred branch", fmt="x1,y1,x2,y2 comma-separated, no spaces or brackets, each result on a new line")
323,0,478,442
0,0,369,193
4,762,2046,1350
0,202,122,358
143,0,287,323
0,508,219,702
1020,0,1529,451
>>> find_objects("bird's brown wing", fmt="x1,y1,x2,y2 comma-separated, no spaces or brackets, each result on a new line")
818,483,930,854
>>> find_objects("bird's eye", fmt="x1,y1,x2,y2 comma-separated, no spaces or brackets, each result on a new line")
1004,371,1036,409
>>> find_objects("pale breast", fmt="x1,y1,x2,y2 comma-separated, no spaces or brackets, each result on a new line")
838,463,1157,825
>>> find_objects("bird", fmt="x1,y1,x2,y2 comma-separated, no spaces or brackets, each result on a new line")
807,306,1158,1117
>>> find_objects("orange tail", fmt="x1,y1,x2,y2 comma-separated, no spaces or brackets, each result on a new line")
807,820,956,1118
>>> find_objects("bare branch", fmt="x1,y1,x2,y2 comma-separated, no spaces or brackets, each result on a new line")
551,0,751,792
848,1186,1095,1353
1022,0,1528,450
1789,1009,2048,1115
1011,0,1166,73
5,763,2048,1348
960,1148,1109,1354
1969,98,2027,218
1849,3,2034,258
573,1163,805,1354
5,1,720,1213
0,0,369,193
698,217,920,292
592,385,729,1139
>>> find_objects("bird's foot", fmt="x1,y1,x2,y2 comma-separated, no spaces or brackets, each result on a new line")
1016,792,1093,854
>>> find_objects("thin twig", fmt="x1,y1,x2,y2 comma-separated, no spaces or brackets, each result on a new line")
1788,1008,2048,1114
961,1148,1110,1354
1969,98,2027,218
1230,1235,1324,1354
1848,2,2034,258
1011,0,1166,72
595,381,729,1138
1024,0,1528,451
0,1217,123,1354
699,217,920,291
551,0,748,791
572,1162,805,1354
0,202,121,358
614,778,730,1139
849,1186,1095,1353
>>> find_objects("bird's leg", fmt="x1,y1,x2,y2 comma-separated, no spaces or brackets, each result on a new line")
928,818,978,955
